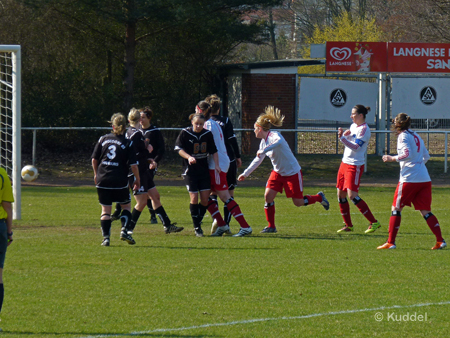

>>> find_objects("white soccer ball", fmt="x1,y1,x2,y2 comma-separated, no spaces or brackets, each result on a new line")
21,165,39,182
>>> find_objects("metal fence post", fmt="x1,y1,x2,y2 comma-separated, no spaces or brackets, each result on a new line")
32,129,37,166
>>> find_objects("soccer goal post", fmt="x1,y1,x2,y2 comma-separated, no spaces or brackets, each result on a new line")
0,45,21,220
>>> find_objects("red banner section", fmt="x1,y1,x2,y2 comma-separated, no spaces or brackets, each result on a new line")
326,42,387,72
388,43,450,73
326,41,450,73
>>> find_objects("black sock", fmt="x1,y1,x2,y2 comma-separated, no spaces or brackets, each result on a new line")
190,203,200,228
112,203,122,218
120,209,132,232
147,199,156,217
223,204,231,225
198,203,207,224
101,219,112,238
155,205,171,226
129,208,142,232
0,283,4,313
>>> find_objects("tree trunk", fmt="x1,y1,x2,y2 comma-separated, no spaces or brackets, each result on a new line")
268,9,278,60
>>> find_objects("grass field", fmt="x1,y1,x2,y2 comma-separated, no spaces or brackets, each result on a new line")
3,183,450,337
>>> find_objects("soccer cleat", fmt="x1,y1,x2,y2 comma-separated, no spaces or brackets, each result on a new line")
150,215,158,224
318,191,330,210
365,221,381,234
233,226,253,237
377,242,396,249
211,218,218,235
211,224,231,237
120,232,136,245
337,226,353,233
164,223,184,234
224,228,233,236
110,213,120,222
101,238,110,246
431,239,447,250
261,226,277,233
195,227,204,237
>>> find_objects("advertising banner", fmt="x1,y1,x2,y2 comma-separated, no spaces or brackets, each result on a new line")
388,43,450,73
326,41,388,73
299,78,377,123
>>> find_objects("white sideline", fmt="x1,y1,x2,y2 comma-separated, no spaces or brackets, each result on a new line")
80,300,450,337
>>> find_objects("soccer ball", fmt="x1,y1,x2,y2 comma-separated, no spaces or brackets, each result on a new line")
21,165,39,182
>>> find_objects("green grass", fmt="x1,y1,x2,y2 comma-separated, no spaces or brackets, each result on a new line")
4,185,450,337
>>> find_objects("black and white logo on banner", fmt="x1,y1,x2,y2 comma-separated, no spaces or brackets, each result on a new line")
420,86,437,105
330,89,347,107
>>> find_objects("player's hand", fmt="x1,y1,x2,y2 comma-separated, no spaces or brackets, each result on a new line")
93,174,97,185
238,174,246,182
149,159,157,170
215,164,221,175
7,234,13,247
256,150,263,158
343,129,351,136
338,127,343,138
133,180,141,192
382,155,394,162
236,158,242,168
188,156,196,165
147,144,154,153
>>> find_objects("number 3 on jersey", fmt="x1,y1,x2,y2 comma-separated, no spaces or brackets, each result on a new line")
107,145,117,159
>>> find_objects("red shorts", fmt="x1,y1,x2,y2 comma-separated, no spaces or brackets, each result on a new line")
393,181,432,210
266,170,303,199
336,162,364,192
209,170,229,192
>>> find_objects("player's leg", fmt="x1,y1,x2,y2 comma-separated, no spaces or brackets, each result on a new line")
98,188,112,246
118,187,136,245
148,186,183,234
420,210,446,249
262,188,278,233
337,188,353,232
147,169,158,223
0,220,7,315
378,183,405,249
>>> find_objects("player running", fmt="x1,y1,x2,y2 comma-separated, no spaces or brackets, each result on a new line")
336,105,380,233
91,113,140,246
378,113,446,250
174,113,219,237
197,100,252,237
140,107,183,234
238,106,329,233
206,94,242,235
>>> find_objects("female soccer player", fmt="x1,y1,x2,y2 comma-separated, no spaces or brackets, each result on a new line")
197,101,252,237
378,113,446,250
336,105,380,233
174,113,219,237
140,108,183,234
91,113,140,246
238,106,329,233
140,106,165,224
206,94,242,235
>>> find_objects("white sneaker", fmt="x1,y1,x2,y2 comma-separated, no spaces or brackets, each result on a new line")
233,227,253,237
211,219,218,235
211,224,230,237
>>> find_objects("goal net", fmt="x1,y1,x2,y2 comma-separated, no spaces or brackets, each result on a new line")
0,45,21,219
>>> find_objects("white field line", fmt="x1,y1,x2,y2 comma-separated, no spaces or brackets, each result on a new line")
80,300,450,338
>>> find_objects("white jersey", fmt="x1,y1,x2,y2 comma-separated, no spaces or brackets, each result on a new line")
242,130,300,177
396,129,430,183
341,122,371,166
204,119,230,172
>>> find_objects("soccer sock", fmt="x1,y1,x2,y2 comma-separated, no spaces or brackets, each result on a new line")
352,196,377,224
304,194,322,206
129,208,142,232
224,204,232,225
190,203,200,228
207,197,226,227
388,210,402,244
198,203,208,224
339,198,353,227
112,203,122,218
225,197,249,228
154,205,171,226
264,202,275,228
147,199,156,218
100,219,112,238
120,209,132,232
0,283,4,313
424,212,444,242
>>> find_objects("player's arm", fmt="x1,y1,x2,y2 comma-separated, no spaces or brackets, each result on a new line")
258,134,282,155
212,152,220,174
130,164,140,191
154,130,165,163
239,149,265,180
2,201,12,246
339,129,366,151
92,158,99,184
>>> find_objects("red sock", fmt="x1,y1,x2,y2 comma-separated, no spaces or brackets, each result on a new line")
305,194,322,205
207,199,226,227
226,198,249,228
353,197,377,224
424,213,444,242
339,199,353,227
388,211,402,244
264,202,275,228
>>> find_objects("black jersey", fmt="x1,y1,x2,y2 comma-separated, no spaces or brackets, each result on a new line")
141,124,165,163
210,115,241,162
126,127,149,174
174,127,217,175
91,133,137,188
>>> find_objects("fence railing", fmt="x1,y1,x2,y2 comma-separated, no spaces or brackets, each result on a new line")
22,127,450,173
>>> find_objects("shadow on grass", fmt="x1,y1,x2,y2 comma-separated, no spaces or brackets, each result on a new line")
2,332,218,337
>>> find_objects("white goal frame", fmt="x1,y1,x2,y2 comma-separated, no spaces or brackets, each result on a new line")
0,45,21,220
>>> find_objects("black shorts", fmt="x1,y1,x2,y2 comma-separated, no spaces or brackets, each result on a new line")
128,171,151,195
0,220,7,269
183,173,211,193
97,187,131,206
227,160,238,190
145,169,156,191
